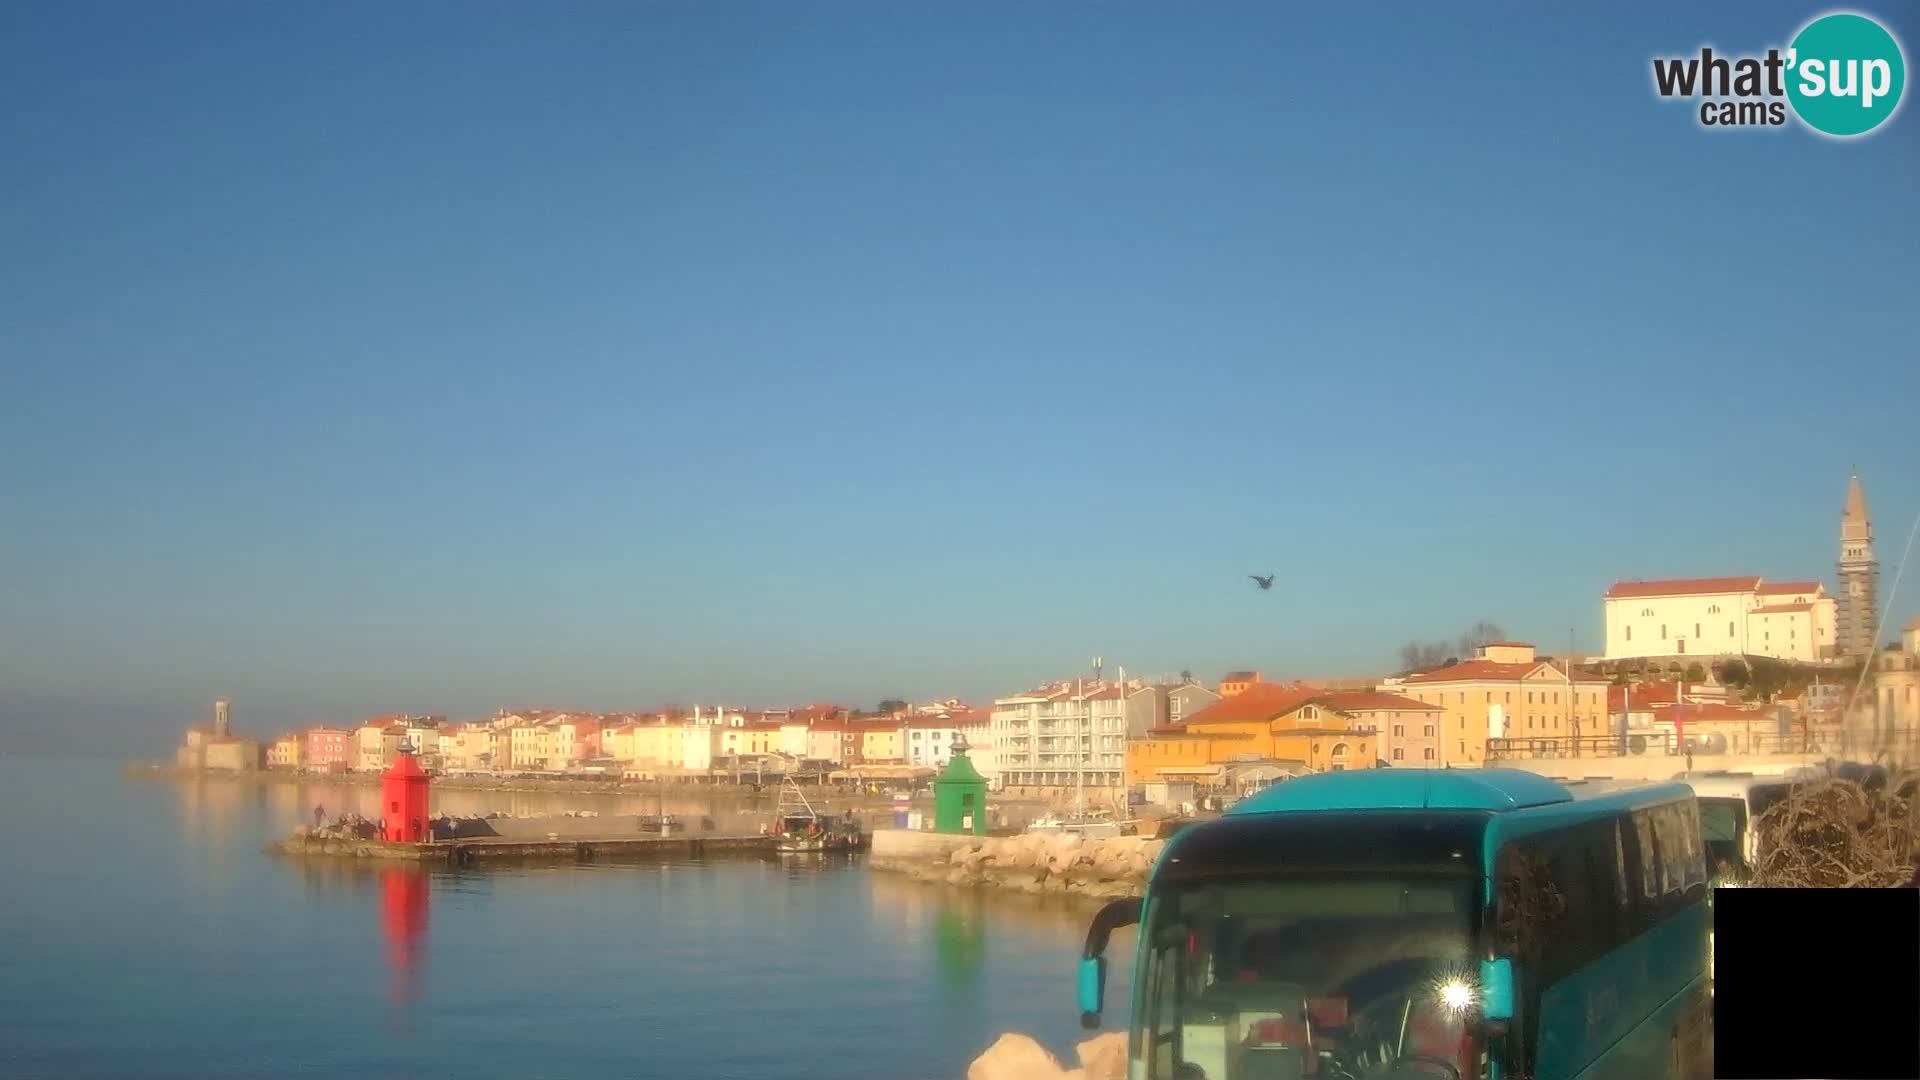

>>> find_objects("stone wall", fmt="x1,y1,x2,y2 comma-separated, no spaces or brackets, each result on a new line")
871,830,1163,901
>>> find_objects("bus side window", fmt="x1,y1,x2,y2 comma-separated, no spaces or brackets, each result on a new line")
1680,802,1707,892
1610,818,1632,921
1633,810,1659,902
1653,806,1681,898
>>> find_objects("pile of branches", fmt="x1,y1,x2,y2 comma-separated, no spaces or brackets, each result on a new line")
1749,763,1920,888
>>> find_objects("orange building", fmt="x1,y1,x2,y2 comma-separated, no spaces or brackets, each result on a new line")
1127,683,1378,784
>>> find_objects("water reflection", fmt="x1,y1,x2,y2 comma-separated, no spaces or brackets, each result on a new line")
381,867,430,1012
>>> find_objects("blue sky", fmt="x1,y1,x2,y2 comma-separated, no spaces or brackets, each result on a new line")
2,2,1915,751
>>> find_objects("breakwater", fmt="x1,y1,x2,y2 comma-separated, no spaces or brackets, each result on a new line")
870,830,1163,901
271,829,776,866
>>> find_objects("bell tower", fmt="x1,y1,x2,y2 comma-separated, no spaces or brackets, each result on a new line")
1836,473,1879,658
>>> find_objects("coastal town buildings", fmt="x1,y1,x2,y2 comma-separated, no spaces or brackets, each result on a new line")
1126,683,1378,786
304,727,351,771
903,715,963,769
1123,681,1223,738
268,734,303,769
1316,691,1444,766
1873,617,1920,731
175,701,262,771
991,680,1130,793
1602,577,1839,663
1389,642,1610,766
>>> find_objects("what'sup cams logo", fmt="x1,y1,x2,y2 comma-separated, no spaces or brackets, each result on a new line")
1652,11,1906,136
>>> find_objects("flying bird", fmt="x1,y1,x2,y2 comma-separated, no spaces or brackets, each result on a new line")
1249,574,1275,591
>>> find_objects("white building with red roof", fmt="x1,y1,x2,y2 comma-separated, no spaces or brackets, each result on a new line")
1602,576,1838,663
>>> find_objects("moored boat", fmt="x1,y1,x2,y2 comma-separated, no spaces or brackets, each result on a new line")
770,778,868,853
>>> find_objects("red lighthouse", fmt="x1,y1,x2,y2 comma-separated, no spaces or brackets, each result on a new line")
381,744,431,842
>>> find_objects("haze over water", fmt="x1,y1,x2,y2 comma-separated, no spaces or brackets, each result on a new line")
0,757,1127,1079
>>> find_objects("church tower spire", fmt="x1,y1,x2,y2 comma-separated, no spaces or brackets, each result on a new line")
1836,473,1879,658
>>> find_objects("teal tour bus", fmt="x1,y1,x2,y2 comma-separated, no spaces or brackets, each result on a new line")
1076,769,1712,1080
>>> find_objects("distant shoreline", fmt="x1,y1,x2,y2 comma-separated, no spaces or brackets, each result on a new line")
121,762,1047,806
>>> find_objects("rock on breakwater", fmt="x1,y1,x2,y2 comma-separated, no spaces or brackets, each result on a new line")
871,830,1162,900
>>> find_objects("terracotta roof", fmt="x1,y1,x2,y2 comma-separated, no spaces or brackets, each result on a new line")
1756,580,1821,595
1221,671,1259,682
902,716,961,730
1182,682,1326,727
1143,728,1255,740
1609,680,1687,711
1316,691,1442,713
1606,576,1762,599
1750,603,1813,614
1402,660,1609,685
1653,702,1772,723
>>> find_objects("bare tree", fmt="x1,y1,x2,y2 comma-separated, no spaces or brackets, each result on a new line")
1397,641,1426,673
1457,620,1508,659
1398,640,1453,673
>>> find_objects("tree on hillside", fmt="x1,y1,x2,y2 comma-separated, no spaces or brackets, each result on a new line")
877,699,909,715
1684,662,1707,683
1719,659,1751,687
1457,620,1508,659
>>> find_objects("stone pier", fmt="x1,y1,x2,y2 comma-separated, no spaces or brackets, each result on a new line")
870,828,1162,900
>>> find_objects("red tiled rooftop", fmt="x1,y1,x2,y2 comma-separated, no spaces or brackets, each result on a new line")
1653,701,1771,723
1403,659,1610,685
1756,580,1822,595
1182,682,1326,727
1316,691,1443,713
1606,576,1762,599
1221,671,1259,682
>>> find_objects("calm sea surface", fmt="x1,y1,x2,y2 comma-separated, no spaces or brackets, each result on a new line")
0,757,1131,1080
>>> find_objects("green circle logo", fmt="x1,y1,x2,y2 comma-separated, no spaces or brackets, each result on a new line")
1786,13,1906,137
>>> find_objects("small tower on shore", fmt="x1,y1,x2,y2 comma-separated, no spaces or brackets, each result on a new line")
932,734,988,835
381,743,431,843
213,699,231,738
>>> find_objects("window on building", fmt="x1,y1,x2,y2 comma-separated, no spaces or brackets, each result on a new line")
1642,607,1653,617
1527,692,1534,704
1626,625,1631,642
1393,724,1404,736
1505,692,1511,703
1423,723,1436,736
1423,747,1436,760
1661,624,1667,639
1393,748,1405,761
1729,621,1735,638
1694,623,1701,638
1458,692,1465,704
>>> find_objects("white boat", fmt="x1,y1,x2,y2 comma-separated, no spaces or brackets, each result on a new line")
1026,812,1126,838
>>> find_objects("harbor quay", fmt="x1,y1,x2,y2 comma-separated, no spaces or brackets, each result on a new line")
271,827,779,867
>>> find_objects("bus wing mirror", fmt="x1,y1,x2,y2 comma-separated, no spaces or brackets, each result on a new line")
1079,956,1106,1028
1479,957,1514,1021
1079,898,1142,1028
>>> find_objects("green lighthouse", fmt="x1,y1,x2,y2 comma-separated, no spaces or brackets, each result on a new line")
932,733,989,835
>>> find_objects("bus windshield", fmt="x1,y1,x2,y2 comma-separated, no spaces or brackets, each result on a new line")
1135,875,1481,1080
